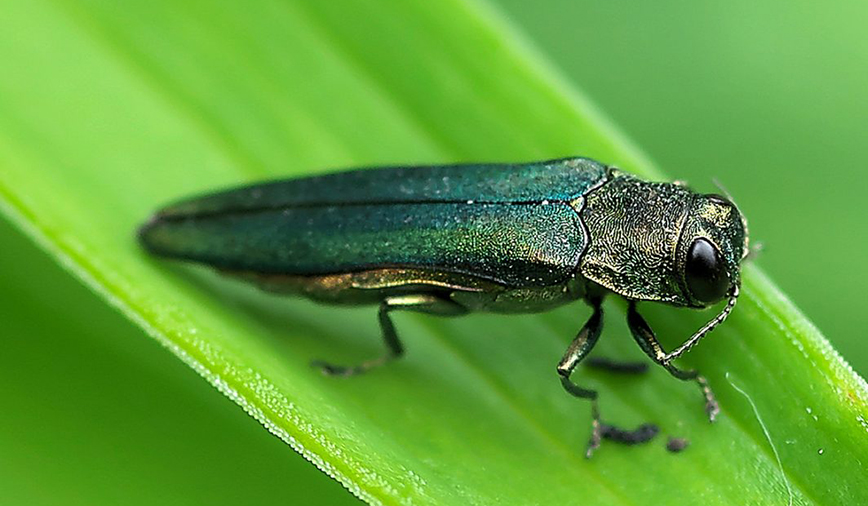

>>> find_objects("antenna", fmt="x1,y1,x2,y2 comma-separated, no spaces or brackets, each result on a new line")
663,283,740,364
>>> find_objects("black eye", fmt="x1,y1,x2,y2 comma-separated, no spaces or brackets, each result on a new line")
685,238,729,304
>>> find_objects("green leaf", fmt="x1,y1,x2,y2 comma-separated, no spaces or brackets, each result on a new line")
0,200,358,505
0,0,865,504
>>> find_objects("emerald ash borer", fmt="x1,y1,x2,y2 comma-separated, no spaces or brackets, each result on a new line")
139,157,749,457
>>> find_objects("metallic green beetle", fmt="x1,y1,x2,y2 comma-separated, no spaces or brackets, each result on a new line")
138,157,750,457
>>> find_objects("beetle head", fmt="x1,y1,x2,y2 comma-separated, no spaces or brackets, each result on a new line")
676,193,748,308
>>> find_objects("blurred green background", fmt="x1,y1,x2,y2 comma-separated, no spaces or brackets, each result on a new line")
1,0,865,504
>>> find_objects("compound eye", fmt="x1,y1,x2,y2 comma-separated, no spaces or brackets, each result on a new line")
686,238,729,304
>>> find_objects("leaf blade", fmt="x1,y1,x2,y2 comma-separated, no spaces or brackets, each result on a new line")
0,0,865,504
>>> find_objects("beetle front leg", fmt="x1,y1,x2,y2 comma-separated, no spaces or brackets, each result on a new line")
558,301,659,457
626,301,720,421
313,294,466,377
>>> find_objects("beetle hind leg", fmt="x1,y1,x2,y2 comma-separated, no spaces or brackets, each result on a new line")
626,301,720,421
558,301,659,458
312,294,466,377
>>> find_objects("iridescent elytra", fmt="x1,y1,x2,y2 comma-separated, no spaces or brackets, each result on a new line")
138,157,750,457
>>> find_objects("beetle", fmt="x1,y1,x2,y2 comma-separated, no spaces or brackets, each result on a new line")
138,157,749,457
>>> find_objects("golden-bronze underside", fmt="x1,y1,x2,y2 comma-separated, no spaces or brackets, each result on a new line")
222,267,584,314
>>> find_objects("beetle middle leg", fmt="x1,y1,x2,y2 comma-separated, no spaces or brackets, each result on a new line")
558,300,659,458
626,301,720,421
313,294,466,377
